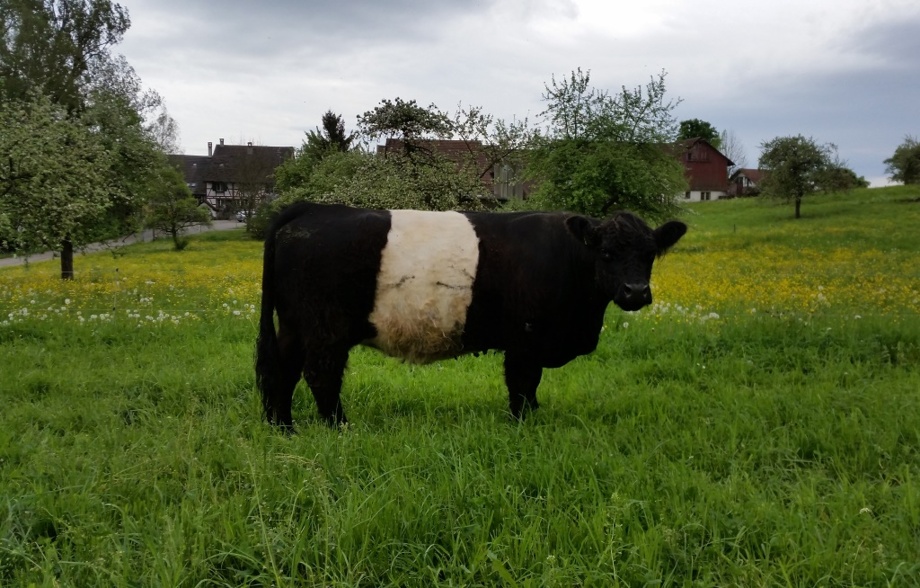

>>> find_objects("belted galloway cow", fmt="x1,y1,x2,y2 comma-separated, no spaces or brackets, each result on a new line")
256,202,686,427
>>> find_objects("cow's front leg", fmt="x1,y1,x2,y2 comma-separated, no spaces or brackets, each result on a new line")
504,354,542,419
303,345,349,426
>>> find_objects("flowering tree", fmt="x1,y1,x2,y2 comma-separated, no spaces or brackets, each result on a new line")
0,94,113,277
2,0,168,277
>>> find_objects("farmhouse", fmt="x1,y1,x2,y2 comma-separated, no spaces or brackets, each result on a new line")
729,168,768,197
170,139,294,218
675,138,735,201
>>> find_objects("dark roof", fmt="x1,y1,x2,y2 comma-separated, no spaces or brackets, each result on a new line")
208,144,294,183
675,137,735,167
168,154,210,196
377,138,483,159
169,143,294,195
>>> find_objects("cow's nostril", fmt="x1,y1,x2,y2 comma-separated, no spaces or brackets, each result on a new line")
622,283,649,299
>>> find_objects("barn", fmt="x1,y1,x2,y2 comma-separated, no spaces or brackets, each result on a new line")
677,138,735,201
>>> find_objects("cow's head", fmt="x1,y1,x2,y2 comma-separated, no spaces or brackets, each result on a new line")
566,212,687,311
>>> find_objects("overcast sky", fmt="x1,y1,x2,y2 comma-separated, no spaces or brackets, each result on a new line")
117,0,920,187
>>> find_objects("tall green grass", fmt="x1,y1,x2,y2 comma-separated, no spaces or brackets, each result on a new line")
1,187,919,586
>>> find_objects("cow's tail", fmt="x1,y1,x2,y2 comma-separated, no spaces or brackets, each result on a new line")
255,216,282,424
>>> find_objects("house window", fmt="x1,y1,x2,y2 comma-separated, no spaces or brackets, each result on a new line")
212,181,228,193
701,191,711,201
684,191,692,200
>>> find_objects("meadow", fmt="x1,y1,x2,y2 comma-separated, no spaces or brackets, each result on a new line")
1,187,919,586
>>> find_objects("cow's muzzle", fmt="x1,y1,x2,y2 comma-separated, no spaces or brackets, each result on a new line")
614,283,652,311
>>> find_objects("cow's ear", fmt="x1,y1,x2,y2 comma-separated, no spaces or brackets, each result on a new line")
654,221,687,254
566,215,599,248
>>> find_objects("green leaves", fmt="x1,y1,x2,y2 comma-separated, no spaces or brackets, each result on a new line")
527,69,686,220
0,0,130,114
678,118,721,149
145,163,211,250
0,94,113,252
357,97,453,145
2,0,169,276
884,135,920,185
758,135,840,217
277,104,492,213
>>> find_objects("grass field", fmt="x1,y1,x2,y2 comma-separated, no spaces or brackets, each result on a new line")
1,187,919,586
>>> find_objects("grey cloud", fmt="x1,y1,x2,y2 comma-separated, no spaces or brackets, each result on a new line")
131,0,496,53
845,15,920,68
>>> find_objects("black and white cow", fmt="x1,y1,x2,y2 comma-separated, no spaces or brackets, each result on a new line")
256,201,686,427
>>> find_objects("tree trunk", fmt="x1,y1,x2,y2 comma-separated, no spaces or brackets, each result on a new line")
61,238,74,280
794,196,802,219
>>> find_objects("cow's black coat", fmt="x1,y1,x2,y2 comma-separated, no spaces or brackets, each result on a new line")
256,202,686,427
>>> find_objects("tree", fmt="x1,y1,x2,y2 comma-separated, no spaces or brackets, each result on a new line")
719,129,748,175
818,157,869,193
145,101,181,154
538,67,600,140
276,146,482,213
0,93,113,275
277,100,523,215
333,152,483,211
276,148,363,198
275,111,357,202
884,135,920,185
357,97,453,157
526,69,687,220
678,118,721,149
302,110,356,161
254,148,366,238
231,142,289,231
146,164,211,250
451,103,534,194
81,82,162,240
758,135,835,218
1,0,162,277
0,0,130,114
355,97,484,210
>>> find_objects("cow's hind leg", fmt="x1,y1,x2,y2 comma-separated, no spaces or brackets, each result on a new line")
504,354,542,419
303,345,350,426
269,327,305,431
